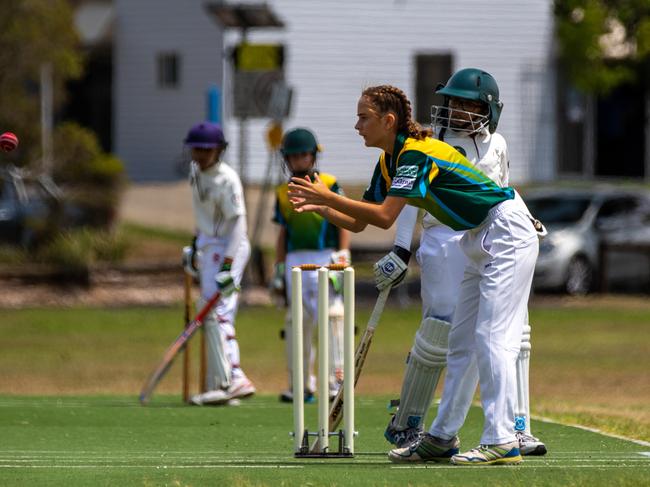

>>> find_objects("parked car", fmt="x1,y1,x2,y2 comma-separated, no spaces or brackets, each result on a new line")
522,187,650,295
0,166,68,247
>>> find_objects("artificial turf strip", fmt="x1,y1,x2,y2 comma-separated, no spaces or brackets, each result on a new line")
0,395,648,487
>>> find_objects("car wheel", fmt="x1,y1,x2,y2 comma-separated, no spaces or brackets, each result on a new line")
565,256,593,295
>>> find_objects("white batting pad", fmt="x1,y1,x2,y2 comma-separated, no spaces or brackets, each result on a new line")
394,317,450,431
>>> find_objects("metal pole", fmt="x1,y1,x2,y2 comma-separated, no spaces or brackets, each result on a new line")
40,63,53,175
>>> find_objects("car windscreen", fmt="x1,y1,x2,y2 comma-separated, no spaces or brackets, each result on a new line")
525,196,592,224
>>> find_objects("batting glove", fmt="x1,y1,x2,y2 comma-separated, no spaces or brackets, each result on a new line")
181,237,199,278
215,261,239,297
373,246,411,291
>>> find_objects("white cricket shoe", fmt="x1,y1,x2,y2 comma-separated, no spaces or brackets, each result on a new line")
451,441,522,466
228,376,256,400
189,389,230,406
190,377,256,406
516,431,548,456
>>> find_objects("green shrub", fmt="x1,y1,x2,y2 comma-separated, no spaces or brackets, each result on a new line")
52,122,126,229
90,229,130,263
37,228,131,273
38,229,94,274
0,245,27,265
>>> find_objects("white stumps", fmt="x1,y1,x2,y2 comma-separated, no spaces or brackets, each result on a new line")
291,267,304,454
343,267,355,454
291,264,355,457
317,267,330,453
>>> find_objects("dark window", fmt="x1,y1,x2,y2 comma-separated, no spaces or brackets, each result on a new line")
414,54,453,126
157,52,181,89
597,197,639,219
525,196,592,224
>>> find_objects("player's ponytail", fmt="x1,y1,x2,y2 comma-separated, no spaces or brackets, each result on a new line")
361,85,432,140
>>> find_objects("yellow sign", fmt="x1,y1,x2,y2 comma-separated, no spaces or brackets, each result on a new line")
266,121,283,150
235,44,283,71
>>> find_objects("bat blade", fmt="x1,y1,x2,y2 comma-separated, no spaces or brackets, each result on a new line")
327,327,375,431
139,290,220,405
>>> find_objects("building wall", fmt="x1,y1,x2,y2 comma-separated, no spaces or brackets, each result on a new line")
114,0,224,181
222,0,556,185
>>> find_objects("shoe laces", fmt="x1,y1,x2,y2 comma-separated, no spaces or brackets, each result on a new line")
403,428,422,445
516,431,537,442
471,444,491,455
409,433,429,451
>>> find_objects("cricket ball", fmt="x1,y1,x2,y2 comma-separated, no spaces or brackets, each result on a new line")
0,132,19,152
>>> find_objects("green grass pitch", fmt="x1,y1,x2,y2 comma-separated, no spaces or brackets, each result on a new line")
1,395,649,486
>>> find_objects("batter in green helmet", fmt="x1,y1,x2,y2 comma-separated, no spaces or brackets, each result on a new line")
272,127,351,404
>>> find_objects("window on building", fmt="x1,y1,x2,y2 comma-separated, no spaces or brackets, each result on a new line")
414,54,453,126
157,52,181,89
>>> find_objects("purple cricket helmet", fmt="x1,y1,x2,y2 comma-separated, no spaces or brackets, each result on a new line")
184,122,227,148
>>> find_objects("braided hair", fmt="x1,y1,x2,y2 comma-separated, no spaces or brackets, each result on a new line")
361,85,432,140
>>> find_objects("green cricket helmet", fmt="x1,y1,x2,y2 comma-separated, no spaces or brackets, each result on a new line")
280,128,320,157
432,68,503,134
280,128,321,178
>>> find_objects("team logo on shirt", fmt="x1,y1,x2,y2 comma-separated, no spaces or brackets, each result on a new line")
391,165,418,190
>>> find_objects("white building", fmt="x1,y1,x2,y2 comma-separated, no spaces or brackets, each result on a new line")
102,1,647,184
219,0,557,185
113,0,225,181
103,0,557,183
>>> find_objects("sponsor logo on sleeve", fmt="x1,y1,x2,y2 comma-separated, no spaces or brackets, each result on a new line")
395,165,419,178
390,165,418,190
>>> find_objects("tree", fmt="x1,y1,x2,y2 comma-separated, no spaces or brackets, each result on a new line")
554,0,650,94
0,0,83,163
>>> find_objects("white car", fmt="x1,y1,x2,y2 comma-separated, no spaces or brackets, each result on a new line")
523,187,650,295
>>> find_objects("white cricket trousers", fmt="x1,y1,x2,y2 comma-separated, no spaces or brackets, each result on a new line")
417,225,466,322
430,197,538,445
196,233,251,383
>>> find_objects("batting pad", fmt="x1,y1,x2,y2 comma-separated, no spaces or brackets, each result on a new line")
515,323,532,434
201,301,232,390
329,300,345,391
394,317,450,431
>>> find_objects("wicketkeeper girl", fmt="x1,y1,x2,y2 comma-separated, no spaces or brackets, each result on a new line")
288,85,538,466
272,127,351,403
377,69,547,457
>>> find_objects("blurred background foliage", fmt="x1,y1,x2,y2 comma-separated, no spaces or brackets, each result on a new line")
0,0,126,270
53,122,126,229
0,0,83,162
554,0,650,94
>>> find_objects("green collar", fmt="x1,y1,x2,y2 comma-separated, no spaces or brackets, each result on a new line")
392,132,407,156
386,132,407,168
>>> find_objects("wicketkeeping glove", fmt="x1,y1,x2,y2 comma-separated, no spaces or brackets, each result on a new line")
330,249,351,266
181,237,199,278
373,245,411,291
270,262,286,295
215,261,239,297
330,249,351,294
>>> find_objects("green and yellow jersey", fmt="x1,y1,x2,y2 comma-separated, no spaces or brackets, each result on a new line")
274,172,343,252
362,133,514,231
